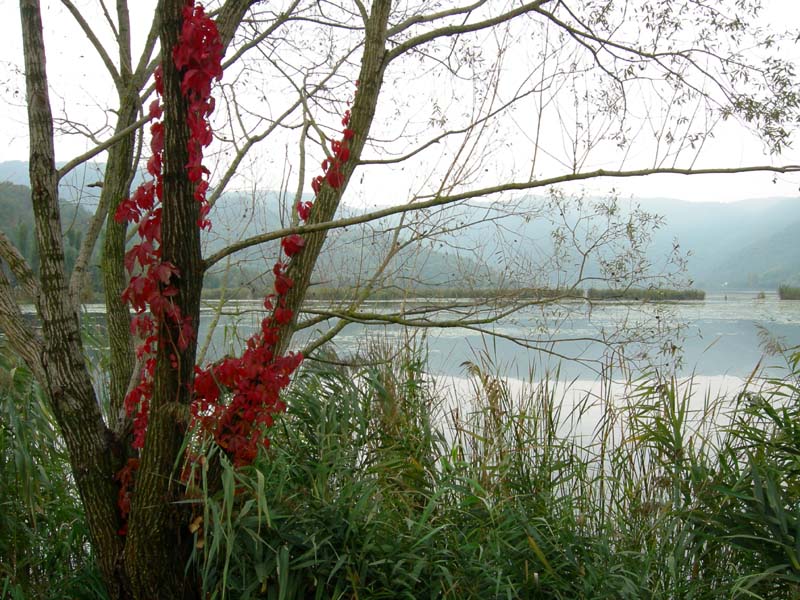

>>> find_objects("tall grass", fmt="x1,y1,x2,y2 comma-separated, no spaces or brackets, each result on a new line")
193,343,800,599
4,336,800,599
0,345,108,600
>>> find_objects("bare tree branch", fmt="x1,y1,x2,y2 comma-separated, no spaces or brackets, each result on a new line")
56,114,150,181
0,267,45,383
207,49,357,207
204,163,800,269
387,0,490,37
60,0,122,90
220,0,303,70
130,8,160,89
116,1,132,78
300,213,409,356
0,231,39,300
386,1,550,62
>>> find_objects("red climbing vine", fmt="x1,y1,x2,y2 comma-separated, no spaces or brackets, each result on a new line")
115,0,221,453
191,93,357,467
113,1,358,529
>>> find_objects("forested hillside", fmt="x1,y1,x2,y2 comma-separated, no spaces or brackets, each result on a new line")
4,168,799,298
0,181,98,298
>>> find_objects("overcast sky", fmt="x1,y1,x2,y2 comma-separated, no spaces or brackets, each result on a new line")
1,0,799,205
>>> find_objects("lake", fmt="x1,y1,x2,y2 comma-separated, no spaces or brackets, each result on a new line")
184,290,800,426
67,290,799,415
190,291,799,376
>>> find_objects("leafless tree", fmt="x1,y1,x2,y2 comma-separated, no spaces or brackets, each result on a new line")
1,1,799,598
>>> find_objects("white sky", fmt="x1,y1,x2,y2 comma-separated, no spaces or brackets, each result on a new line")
1,0,799,205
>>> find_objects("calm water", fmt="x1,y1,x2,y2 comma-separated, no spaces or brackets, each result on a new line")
187,291,800,436
65,290,800,402
189,291,800,380
29,290,787,439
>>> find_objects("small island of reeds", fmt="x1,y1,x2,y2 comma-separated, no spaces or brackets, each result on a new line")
587,287,705,301
778,285,800,300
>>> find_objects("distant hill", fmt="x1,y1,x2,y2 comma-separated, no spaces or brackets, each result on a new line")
0,160,128,212
205,191,492,292
638,197,800,289
2,159,798,292
350,194,800,291
0,180,94,238
711,222,800,288
0,161,31,186
0,176,487,297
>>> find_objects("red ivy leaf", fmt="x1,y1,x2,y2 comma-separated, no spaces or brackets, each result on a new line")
336,146,350,163
274,272,293,295
155,261,179,285
297,201,312,221
148,99,163,120
147,153,162,178
281,234,305,257
150,122,164,155
274,306,293,325
115,198,140,224
326,168,344,189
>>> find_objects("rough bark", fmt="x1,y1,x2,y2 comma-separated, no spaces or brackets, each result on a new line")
89,0,139,430
18,0,127,596
274,0,393,356
122,0,203,596
101,97,139,431
10,1,265,598
0,266,45,383
99,0,254,434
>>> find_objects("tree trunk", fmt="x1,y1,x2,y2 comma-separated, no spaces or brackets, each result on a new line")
13,1,263,598
274,0,392,356
18,0,127,596
122,0,203,596
101,96,139,431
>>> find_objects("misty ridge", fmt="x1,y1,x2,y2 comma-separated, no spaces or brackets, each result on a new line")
1,159,798,294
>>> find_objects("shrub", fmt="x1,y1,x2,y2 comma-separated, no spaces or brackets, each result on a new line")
0,346,107,599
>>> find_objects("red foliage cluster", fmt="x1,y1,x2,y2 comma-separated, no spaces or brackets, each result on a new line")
191,333,303,466
114,0,223,451
189,226,305,465
113,1,360,526
311,110,355,194
190,99,358,466
173,1,222,229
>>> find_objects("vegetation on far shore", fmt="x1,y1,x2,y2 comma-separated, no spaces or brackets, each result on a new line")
303,286,585,302
779,285,800,300
587,287,706,301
